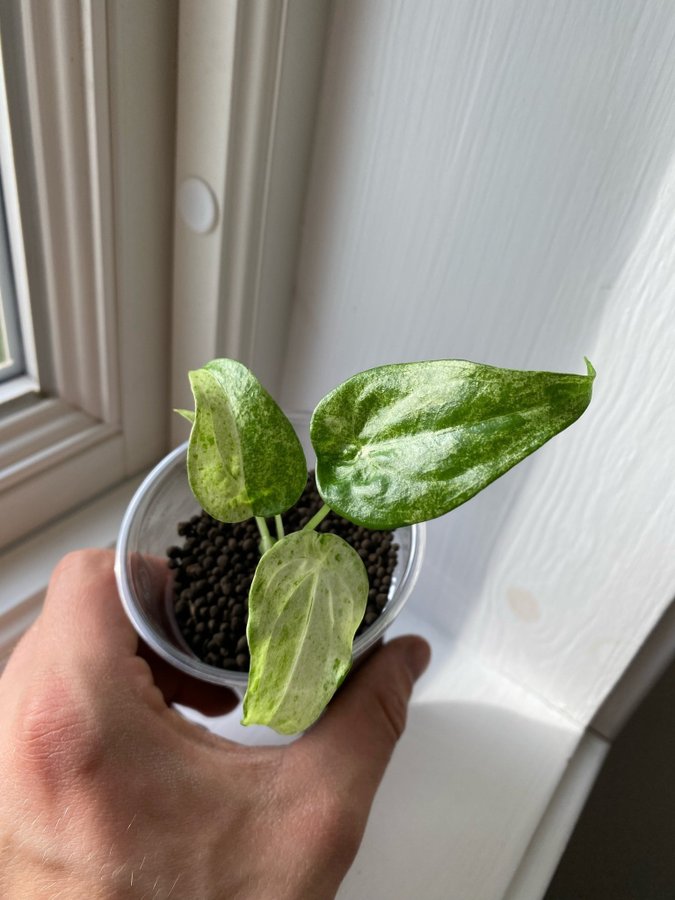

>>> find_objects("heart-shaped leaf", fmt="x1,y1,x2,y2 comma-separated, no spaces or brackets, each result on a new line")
242,530,369,734
311,358,595,529
187,359,306,522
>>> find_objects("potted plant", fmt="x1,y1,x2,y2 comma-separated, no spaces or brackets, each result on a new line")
116,357,595,735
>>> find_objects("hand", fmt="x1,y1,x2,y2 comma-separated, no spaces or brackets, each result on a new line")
0,550,429,899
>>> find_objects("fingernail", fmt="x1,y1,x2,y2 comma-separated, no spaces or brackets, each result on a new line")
407,639,431,680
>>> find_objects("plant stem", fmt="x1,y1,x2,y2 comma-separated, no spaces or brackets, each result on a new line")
301,503,331,533
255,516,274,553
274,514,285,541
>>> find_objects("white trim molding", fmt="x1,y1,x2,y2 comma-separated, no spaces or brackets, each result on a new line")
9,0,119,417
0,28,38,388
170,0,331,442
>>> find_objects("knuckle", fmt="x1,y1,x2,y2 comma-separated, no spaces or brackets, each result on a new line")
372,681,409,744
305,789,361,863
47,549,116,619
13,675,104,789
51,548,114,585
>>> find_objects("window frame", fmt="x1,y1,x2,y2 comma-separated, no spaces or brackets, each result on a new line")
0,178,27,383
0,15,38,397
0,0,178,549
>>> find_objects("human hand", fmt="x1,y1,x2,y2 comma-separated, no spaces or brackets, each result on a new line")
0,549,429,899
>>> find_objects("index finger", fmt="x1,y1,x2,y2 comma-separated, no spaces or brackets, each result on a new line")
0,548,140,704
18,549,239,716
40,548,141,662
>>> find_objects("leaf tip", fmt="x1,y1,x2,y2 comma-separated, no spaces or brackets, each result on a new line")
583,357,596,380
173,408,195,424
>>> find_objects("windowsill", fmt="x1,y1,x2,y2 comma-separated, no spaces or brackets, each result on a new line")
0,374,39,405
183,608,608,899
0,472,145,663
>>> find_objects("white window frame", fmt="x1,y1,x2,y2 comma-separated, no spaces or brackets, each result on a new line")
0,6,42,403
0,1,177,550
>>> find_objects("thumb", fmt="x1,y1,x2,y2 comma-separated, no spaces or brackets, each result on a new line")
296,636,430,803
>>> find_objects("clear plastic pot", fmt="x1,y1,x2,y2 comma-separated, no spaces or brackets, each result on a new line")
114,416,425,695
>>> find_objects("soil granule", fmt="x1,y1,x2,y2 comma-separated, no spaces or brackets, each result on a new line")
167,473,399,672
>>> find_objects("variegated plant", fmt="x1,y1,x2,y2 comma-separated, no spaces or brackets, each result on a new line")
180,357,595,734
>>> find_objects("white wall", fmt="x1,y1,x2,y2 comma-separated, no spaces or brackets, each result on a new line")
281,0,675,725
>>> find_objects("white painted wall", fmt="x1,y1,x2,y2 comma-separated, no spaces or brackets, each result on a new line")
281,0,675,726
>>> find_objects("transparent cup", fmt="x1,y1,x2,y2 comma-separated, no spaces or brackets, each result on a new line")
114,415,425,695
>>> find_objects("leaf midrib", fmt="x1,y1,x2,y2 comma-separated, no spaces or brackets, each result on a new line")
211,373,247,489
267,569,319,718
348,403,559,460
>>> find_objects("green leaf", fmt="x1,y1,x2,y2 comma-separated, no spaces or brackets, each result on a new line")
186,359,306,522
311,358,595,529
174,408,195,424
242,530,369,734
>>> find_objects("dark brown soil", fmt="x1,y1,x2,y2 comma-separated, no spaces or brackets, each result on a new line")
167,473,398,672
